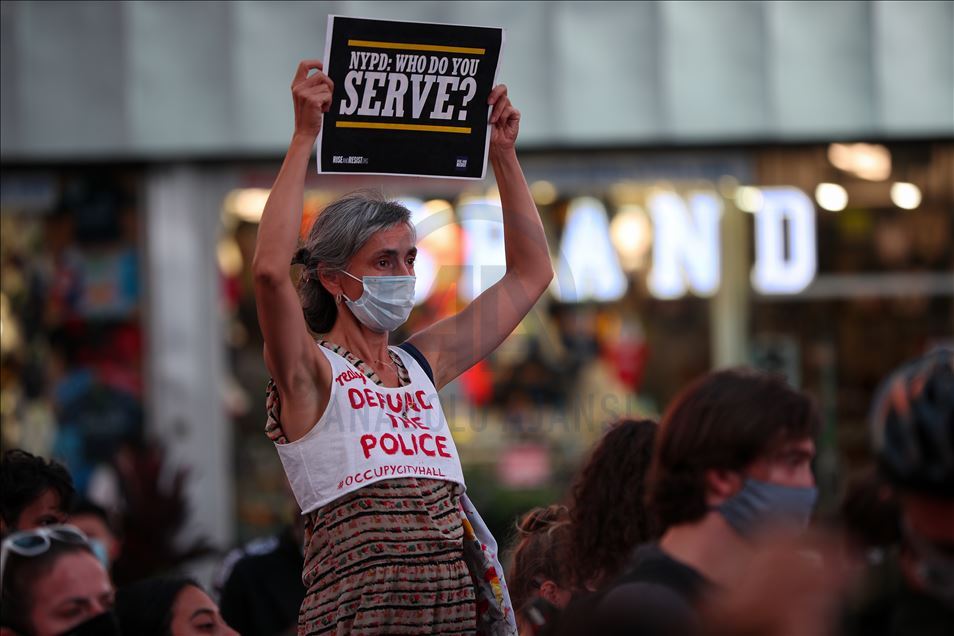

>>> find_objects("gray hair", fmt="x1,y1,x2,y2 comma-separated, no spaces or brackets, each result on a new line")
291,190,413,333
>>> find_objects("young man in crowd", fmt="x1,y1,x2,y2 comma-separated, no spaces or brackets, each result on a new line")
0,450,75,536
635,368,819,598
551,368,825,635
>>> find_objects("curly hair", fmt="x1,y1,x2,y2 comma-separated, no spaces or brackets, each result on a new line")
567,418,659,589
507,504,572,613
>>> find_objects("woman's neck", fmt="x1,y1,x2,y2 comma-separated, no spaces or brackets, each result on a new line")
325,315,391,364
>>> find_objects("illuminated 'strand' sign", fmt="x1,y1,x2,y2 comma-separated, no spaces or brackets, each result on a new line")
405,186,818,304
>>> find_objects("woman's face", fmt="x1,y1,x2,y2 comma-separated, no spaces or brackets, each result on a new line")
28,551,114,636
169,585,237,636
338,223,416,298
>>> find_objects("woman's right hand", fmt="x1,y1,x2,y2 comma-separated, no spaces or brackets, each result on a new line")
291,59,334,140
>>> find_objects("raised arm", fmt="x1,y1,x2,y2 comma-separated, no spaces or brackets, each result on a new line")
252,60,333,429
408,85,554,389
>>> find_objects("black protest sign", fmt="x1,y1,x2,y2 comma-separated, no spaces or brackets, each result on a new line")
318,16,504,179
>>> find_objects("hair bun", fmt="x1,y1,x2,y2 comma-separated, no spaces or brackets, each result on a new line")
291,248,310,266
517,504,568,534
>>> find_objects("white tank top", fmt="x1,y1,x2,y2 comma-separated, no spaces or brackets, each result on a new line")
275,345,466,513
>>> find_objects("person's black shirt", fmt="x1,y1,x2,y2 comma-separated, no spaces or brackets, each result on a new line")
546,544,709,636
611,544,711,605
218,526,305,636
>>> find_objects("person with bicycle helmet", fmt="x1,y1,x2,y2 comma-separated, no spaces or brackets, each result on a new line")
843,347,954,636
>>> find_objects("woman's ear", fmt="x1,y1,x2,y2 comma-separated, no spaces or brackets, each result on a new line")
317,267,340,296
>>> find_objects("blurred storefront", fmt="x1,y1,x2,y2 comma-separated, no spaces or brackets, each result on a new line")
1,169,145,489
3,145,951,544
212,141,953,538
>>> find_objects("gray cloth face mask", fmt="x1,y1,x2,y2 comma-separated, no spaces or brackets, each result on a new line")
716,478,818,538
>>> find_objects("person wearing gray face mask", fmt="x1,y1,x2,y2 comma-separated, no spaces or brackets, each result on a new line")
645,369,820,587
555,369,823,635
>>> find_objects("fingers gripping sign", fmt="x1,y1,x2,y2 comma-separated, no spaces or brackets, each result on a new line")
292,59,335,139
317,16,504,178
488,84,520,152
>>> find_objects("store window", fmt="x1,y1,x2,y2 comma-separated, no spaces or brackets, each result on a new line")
750,142,954,483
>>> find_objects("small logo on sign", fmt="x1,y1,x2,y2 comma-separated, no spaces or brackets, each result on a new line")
455,157,468,170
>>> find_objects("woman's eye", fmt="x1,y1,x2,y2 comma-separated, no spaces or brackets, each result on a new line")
378,259,389,267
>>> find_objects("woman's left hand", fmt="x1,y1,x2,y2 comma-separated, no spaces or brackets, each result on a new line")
488,84,520,152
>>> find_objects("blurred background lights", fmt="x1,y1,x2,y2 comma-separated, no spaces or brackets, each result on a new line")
890,182,922,210
224,188,271,223
827,143,892,181
216,237,244,277
717,175,740,199
608,180,644,206
529,180,558,206
0,293,19,355
734,186,764,213
609,205,653,271
815,183,848,212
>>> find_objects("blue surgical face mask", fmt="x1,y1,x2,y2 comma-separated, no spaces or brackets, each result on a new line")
717,478,818,538
341,271,416,333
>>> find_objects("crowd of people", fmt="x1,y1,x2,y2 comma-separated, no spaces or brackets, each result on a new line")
1,58,952,636
506,350,953,636
1,347,950,635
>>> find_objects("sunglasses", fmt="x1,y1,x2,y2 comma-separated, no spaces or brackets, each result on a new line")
0,524,90,586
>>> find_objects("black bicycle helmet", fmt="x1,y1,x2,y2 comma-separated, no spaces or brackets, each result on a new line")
869,347,954,498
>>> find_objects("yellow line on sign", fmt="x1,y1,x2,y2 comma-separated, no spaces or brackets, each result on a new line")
347,39,485,55
336,121,472,134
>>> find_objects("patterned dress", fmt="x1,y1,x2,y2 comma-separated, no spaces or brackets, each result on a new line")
266,341,478,635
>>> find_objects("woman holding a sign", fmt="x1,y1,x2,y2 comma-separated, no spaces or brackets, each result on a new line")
253,59,551,635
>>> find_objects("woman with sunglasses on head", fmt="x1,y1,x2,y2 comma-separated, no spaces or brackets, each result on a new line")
254,59,551,634
0,525,118,636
